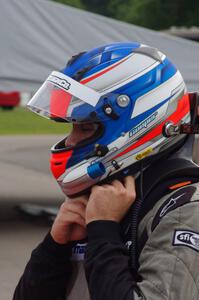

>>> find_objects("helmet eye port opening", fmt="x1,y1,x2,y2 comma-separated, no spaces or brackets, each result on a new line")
52,122,105,153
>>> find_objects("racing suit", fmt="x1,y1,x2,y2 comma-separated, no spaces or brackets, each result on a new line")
13,159,199,300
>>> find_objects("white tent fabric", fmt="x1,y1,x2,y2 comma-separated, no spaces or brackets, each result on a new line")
1,0,199,92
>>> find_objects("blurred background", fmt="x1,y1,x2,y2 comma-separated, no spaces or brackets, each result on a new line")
1,0,199,299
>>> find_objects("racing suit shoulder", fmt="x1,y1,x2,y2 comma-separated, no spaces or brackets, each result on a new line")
136,182,199,299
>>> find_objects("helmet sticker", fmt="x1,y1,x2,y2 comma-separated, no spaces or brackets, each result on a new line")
47,74,71,91
129,112,158,137
135,147,153,161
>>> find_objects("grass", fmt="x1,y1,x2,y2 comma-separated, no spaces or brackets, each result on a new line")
0,107,71,135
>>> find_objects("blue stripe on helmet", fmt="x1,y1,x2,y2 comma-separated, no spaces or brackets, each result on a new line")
113,58,177,99
62,42,141,78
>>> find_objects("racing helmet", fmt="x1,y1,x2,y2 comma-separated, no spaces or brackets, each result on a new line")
27,42,190,196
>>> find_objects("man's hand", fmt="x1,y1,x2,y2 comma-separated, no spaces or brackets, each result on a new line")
51,196,88,244
86,176,136,224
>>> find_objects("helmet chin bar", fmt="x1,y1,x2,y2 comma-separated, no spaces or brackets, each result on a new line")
163,92,199,137
59,159,140,198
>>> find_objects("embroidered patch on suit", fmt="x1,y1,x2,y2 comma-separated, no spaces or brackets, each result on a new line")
71,243,87,261
173,230,199,252
151,186,196,231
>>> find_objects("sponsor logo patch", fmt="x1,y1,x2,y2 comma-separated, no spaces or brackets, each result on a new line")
151,186,196,232
159,193,186,217
47,74,71,91
173,230,199,252
71,242,87,261
129,112,158,138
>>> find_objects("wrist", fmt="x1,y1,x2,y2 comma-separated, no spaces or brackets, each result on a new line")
39,232,74,260
87,220,122,243
86,216,120,225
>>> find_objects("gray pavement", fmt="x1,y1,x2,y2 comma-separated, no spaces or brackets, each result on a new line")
0,135,65,203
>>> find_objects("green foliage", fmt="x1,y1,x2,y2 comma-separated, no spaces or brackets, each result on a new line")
124,0,199,30
0,107,71,135
82,0,132,18
51,0,199,30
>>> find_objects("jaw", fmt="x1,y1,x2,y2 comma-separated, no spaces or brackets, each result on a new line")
65,123,100,147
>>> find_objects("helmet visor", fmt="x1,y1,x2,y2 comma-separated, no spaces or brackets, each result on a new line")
27,71,101,122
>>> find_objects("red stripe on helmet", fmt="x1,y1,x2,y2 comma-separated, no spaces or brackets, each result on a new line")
50,150,73,179
113,93,190,159
80,56,130,84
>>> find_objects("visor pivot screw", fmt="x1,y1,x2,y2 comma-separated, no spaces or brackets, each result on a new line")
103,104,119,120
105,107,112,115
117,95,130,107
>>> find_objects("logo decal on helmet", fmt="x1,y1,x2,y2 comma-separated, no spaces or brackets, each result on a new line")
135,147,153,161
47,74,71,91
129,112,158,137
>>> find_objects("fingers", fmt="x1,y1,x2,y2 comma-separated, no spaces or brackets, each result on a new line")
67,195,88,206
61,200,86,220
100,179,125,190
123,176,136,198
61,211,86,228
67,202,86,219
111,177,136,200
123,176,135,188
110,179,124,190
86,176,136,224
102,177,135,192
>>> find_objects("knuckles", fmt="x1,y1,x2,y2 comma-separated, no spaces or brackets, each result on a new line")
60,200,85,213
60,201,72,213
117,188,126,197
91,185,104,195
90,180,136,207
